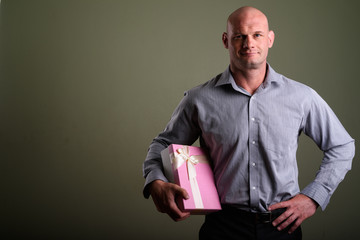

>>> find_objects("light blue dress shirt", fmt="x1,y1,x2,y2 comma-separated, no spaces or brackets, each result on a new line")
143,64,355,212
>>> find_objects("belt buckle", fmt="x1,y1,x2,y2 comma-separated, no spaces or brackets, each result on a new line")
256,211,272,224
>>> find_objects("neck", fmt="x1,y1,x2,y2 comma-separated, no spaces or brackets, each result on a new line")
230,64,267,95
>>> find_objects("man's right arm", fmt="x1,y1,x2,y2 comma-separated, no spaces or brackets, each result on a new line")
142,91,200,220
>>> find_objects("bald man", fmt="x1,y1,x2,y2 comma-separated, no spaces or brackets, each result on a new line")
142,6,354,240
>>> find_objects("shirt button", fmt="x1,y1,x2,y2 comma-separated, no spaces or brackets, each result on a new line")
252,162,256,167
252,186,256,190
252,141,256,144
251,117,255,121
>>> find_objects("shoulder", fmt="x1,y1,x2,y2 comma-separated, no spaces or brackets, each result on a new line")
267,65,314,96
275,72,320,99
277,73,312,91
274,73,332,119
184,71,226,100
268,66,329,112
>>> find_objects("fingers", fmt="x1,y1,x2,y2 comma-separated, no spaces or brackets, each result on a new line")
270,194,318,234
273,211,303,234
268,200,287,211
288,219,302,234
149,180,191,221
165,187,190,221
271,208,293,228
167,191,191,221
168,200,190,221
173,183,190,200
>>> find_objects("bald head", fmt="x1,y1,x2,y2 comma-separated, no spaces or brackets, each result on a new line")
226,6,269,33
222,6,275,72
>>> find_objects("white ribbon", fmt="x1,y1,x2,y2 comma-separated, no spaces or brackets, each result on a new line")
171,146,204,209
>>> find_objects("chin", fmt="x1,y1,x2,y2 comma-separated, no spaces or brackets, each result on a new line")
241,61,263,69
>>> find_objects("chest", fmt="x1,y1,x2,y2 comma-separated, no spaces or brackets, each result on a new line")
196,90,305,152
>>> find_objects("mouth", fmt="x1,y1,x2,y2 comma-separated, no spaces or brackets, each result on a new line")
240,51,258,57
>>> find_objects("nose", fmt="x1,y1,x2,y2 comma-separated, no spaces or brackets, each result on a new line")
242,36,255,48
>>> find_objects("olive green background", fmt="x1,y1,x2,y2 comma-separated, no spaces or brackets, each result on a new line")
1,0,359,239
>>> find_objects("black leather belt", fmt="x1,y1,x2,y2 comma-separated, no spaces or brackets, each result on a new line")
221,205,286,224
255,211,278,224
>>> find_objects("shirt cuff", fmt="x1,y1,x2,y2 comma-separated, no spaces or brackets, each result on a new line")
143,168,169,199
300,181,330,210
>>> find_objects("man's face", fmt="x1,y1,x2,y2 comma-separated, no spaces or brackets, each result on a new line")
222,12,274,71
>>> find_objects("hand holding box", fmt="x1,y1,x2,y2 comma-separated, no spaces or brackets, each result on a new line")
161,144,222,214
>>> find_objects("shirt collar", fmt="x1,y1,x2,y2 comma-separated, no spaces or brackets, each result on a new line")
264,64,281,86
215,66,232,87
215,63,282,89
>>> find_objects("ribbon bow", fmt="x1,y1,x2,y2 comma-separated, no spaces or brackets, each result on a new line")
172,146,204,209
175,147,199,179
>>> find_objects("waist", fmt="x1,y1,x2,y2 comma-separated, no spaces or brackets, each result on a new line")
220,205,286,224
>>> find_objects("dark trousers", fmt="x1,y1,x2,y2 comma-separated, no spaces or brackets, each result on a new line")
199,207,302,240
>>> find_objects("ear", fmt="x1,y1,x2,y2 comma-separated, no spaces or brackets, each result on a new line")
222,32,229,49
268,30,275,48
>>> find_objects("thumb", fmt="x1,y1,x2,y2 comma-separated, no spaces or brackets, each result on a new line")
174,185,190,200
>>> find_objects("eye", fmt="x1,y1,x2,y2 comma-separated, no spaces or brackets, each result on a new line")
254,33,262,38
234,35,243,39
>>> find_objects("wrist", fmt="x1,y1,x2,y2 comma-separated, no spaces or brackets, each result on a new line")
300,193,319,208
149,179,165,193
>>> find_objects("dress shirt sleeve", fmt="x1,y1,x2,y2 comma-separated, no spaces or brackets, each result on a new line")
142,91,200,198
300,89,355,210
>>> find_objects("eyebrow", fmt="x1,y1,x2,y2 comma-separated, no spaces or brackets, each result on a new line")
233,31,265,35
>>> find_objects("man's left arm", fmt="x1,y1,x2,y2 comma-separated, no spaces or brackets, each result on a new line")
270,89,355,234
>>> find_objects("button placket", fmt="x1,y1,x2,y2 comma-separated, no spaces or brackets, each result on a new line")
248,96,260,208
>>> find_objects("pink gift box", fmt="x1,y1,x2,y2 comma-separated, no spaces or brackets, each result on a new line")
161,144,221,214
